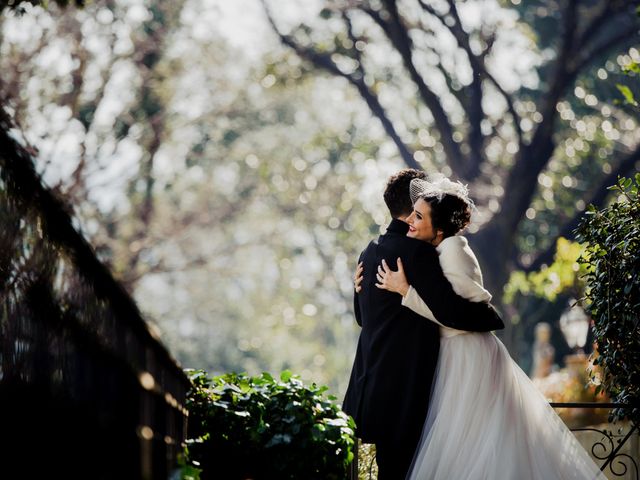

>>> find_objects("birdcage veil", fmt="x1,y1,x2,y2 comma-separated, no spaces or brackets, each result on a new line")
409,173,475,209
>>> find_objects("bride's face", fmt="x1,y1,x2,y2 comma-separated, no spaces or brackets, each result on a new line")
407,198,443,245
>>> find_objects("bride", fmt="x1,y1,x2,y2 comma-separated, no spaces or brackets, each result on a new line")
370,176,606,480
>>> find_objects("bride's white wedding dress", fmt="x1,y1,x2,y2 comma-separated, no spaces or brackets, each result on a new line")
402,235,606,480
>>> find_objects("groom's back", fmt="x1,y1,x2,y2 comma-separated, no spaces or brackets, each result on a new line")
356,231,440,356
344,221,440,446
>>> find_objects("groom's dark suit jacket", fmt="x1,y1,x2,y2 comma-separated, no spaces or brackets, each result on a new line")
343,219,504,448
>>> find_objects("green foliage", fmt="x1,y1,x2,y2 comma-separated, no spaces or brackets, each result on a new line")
575,175,640,424
4,0,637,401
616,60,640,108
504,237,587,303
173,450,201,480
183,369,355,480
616,84,638,107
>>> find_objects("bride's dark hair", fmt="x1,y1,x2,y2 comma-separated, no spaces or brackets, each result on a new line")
422,194,471,238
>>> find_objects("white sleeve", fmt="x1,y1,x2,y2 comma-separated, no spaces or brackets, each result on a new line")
400,236,491,326
401,285,444,326
437,236,492,303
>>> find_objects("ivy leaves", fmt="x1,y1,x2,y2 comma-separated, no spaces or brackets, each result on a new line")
576,175,640,424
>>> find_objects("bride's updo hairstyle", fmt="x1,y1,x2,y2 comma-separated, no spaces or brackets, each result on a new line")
410,174,474,238
421,194,471,238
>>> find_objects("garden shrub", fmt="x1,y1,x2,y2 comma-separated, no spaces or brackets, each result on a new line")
182,369,355,479
576,175,640,424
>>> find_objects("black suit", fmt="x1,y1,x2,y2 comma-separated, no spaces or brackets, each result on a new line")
343,219,504,479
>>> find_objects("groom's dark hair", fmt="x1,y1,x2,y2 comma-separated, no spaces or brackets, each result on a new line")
384,169,427,218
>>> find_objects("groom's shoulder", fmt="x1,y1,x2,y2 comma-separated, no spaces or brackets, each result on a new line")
379,232,437,258
395,234,436,253
358,237,378,260
400,242,439,274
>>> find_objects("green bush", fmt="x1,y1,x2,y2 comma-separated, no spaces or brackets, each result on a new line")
576,175,640,424
182,369,355,480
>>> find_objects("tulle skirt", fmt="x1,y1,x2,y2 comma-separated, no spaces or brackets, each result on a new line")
407,332,607,480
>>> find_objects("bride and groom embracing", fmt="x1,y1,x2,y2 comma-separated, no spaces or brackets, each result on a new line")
342,169,606,480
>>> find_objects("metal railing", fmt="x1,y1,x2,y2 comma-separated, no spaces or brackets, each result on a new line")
550,402,639,480
0,110,191,479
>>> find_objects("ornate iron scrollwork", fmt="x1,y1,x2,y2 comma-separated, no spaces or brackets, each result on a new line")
552,402,639,480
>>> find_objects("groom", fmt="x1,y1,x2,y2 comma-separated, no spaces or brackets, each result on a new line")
343,169,504,479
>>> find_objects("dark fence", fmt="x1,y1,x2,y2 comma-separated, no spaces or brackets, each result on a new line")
0,110,190,479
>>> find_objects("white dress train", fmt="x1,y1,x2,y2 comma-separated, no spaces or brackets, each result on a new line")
402,235,606,480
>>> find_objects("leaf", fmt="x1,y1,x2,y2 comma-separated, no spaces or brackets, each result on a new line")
616,84,638,107
324,418,348,427
622,61,640,74
265,433,293,448
232,410,251,418
184,370,355,477
238,379,252,393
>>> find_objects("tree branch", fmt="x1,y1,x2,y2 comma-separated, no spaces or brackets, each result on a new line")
434,60,466,108
342,10,365,76
262,0,420,169
419,0,519,161
539,0,579,120
507,1,636,228
573,24,639,78
497,0,580,247
443,0,485,168
576,1,614,49
575,0,637,54
484,0,638,283
362,2,469,177
523,143,640,272
484,71,523,145
65,33,122,202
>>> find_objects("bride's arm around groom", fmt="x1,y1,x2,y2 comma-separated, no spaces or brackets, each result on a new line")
399,239,502,332
399,235,493,327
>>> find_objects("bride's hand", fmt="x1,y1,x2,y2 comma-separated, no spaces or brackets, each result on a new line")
354,261,364,293
375,258,410,296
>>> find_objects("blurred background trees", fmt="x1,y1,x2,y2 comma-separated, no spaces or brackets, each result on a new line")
1,0,638,397
263,0,640,355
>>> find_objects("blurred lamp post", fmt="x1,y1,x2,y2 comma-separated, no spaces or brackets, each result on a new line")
559,301,590,376
559,301,590,352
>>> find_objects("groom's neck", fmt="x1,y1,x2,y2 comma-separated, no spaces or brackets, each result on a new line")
395,215,409,223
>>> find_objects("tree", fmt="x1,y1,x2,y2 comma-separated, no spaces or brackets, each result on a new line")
262,0,640,316
1,0,187,290
5,0,636,390
1,0,378,395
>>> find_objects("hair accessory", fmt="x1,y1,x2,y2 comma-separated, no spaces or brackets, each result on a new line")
409,173,475,208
